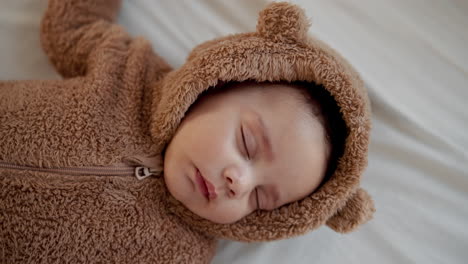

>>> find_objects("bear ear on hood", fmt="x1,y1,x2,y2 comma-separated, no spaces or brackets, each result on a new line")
256,2,311,44
326,188,376,233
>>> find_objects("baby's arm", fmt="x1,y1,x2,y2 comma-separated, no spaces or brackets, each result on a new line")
41,0,124,78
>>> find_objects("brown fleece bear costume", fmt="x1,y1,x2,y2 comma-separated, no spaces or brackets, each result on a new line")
0,0,375,263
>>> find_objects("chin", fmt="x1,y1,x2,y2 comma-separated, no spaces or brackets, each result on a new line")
197,209,246,224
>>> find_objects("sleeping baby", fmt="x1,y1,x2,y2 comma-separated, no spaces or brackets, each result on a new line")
0,0,375,263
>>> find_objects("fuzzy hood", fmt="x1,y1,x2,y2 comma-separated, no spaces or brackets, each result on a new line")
152,2,375,241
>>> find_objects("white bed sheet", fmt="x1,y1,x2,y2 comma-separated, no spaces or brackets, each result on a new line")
1,0,467,263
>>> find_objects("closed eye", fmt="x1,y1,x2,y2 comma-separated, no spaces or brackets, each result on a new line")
241,126,250,159
255,188,260,209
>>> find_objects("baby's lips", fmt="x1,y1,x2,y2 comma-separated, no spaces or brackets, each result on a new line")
203,175,217,199
206,183,217,199
208,192,217,199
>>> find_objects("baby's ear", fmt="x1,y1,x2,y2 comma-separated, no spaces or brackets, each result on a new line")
326,188,375,233
256,2,310,44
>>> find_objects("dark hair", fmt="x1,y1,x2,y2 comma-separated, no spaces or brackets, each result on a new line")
290,81,348,189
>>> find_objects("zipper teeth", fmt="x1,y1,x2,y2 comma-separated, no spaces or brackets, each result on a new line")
0,161,134,176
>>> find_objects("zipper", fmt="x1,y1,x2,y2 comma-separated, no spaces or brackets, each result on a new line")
0,160,159,180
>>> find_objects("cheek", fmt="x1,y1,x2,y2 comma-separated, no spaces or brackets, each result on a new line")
164,171,190,204
185,118,234,162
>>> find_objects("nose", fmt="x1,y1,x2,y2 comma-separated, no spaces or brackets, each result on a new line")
223,166,250,199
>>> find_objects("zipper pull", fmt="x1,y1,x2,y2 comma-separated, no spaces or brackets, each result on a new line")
122,154,163,180
135,167,154,180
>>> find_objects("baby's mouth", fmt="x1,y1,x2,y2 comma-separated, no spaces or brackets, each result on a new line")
195,168,217,200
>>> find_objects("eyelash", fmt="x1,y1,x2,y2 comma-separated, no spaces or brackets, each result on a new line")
241,126,250,159
241,126,260,209
255,188,260,209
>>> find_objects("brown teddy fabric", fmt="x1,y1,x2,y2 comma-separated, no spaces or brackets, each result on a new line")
0,0,374,263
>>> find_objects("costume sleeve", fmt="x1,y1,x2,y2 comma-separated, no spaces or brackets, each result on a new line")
40,0,125,78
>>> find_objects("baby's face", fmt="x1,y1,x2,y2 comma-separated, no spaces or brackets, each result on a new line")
163,82,328,224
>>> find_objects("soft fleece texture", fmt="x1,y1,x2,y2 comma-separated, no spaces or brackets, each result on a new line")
0,0,374,263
